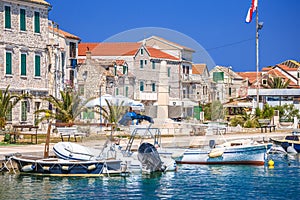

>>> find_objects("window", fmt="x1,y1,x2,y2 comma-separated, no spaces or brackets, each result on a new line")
20,8,26,31
5,6,11,29
152,83,156,92
34,11,40,33
140,60,143,68
152,61,155,69
229,87,232,96
35,54,41,77
21,53,27,76
6,102,12,122
125,86,128,97
21,101,27,122
6,52,12,75
140,48,143,55
140,81,144,91
167,67,171,77
262,79,267,85
144,60,147,65
78,84,84,96
115,88,119,96
69,42,76,58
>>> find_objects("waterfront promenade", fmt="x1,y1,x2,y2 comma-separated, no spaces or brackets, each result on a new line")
0,129,288,161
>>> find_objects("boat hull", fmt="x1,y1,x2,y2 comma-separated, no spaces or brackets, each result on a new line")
271,139,300,153
11,155,126,177
175,144,271,165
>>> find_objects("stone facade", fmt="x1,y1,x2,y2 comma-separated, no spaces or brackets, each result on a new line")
0,0,50,125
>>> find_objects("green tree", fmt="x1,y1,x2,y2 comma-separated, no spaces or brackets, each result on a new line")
211,100,224,121
35,91,92,124
255,104,274,119
0,85,28,129
96,99,128,131
274,104,300,122
264,77,290,88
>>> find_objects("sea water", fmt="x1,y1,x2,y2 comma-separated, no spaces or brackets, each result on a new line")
0,154,299,200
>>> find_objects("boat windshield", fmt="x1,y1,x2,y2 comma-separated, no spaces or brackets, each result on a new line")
285,135,299,141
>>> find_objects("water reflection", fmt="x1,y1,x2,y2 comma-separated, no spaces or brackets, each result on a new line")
0,154,299,199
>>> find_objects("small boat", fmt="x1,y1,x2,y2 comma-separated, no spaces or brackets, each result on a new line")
174,139,272,165
10,154,127,177
270,130,300,153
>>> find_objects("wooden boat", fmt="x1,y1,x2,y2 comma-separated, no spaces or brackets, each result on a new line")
10,154,127,177
270,130,300,153
174,139,272,165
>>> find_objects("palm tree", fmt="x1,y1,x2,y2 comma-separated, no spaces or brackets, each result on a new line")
96,99,128,131
0,85,28,129
35,90,92,124
265,77,290,89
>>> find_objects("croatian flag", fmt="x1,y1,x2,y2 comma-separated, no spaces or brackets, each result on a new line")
245,0,258,23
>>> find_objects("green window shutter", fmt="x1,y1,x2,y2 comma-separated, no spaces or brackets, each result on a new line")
35,55,41,76
140,81,144,91
152,61,155,69
21,101,27,121
123,66,127,74
213,72,224,82
5,6,11,29
125,86,128,97
20,9,26,31
152,83,155,92
140,60,143,68
116,88,119,95
34,11,40,33
6,52,12,75
168,67,171,77
21,54,26,76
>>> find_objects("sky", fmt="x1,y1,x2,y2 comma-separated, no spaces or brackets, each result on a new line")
47,0,300,72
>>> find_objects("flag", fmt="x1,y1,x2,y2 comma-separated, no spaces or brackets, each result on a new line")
245,0,258,23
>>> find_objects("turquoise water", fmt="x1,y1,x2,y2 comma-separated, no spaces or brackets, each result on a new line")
1,154,299,200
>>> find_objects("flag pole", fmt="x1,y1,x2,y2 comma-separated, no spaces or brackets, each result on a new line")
256,0,259,108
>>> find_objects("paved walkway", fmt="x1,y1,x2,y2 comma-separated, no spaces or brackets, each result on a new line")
0,131,287,160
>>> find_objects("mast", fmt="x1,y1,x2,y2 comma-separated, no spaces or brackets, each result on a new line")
256,0,259,108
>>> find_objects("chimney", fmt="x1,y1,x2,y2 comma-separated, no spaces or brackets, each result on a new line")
86,51,91,60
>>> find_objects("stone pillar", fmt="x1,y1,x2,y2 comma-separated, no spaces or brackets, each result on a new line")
156,60,169,120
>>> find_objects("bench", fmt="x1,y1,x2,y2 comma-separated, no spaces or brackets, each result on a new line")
258,119,276,133
9,125,39,144
56,127,85,142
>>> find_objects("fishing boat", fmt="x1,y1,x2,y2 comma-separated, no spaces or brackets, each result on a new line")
270,130,300,153
10,154,127,177
174,139,272,165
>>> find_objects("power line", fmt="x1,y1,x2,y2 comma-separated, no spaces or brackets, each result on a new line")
206,37,255,51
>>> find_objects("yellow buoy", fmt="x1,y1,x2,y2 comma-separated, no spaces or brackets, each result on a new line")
268,159,274,167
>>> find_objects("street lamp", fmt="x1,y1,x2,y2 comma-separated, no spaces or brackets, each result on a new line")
99,83,102,132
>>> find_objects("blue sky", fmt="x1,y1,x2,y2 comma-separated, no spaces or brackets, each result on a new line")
47,0,299,72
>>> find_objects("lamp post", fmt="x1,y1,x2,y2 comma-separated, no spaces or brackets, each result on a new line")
99,83,102,132
256,1,263,108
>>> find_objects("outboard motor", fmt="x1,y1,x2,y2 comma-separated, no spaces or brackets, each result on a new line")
137,142,163,172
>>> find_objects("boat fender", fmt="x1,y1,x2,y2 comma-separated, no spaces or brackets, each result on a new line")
42,166,50,171
120,162,127,172
287,146,297,154
61,166,69,171
208,149,224,158
87,164,96,171
22,164,35,172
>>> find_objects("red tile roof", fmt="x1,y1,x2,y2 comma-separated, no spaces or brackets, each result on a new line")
78,43,99,56
237,72,261,84
146,47,180,60
90,42,142,56
192,64,207,75
49,26,80,40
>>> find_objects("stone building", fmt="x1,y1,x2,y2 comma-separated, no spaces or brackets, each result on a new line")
0,0,51,125
47,23,81,99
